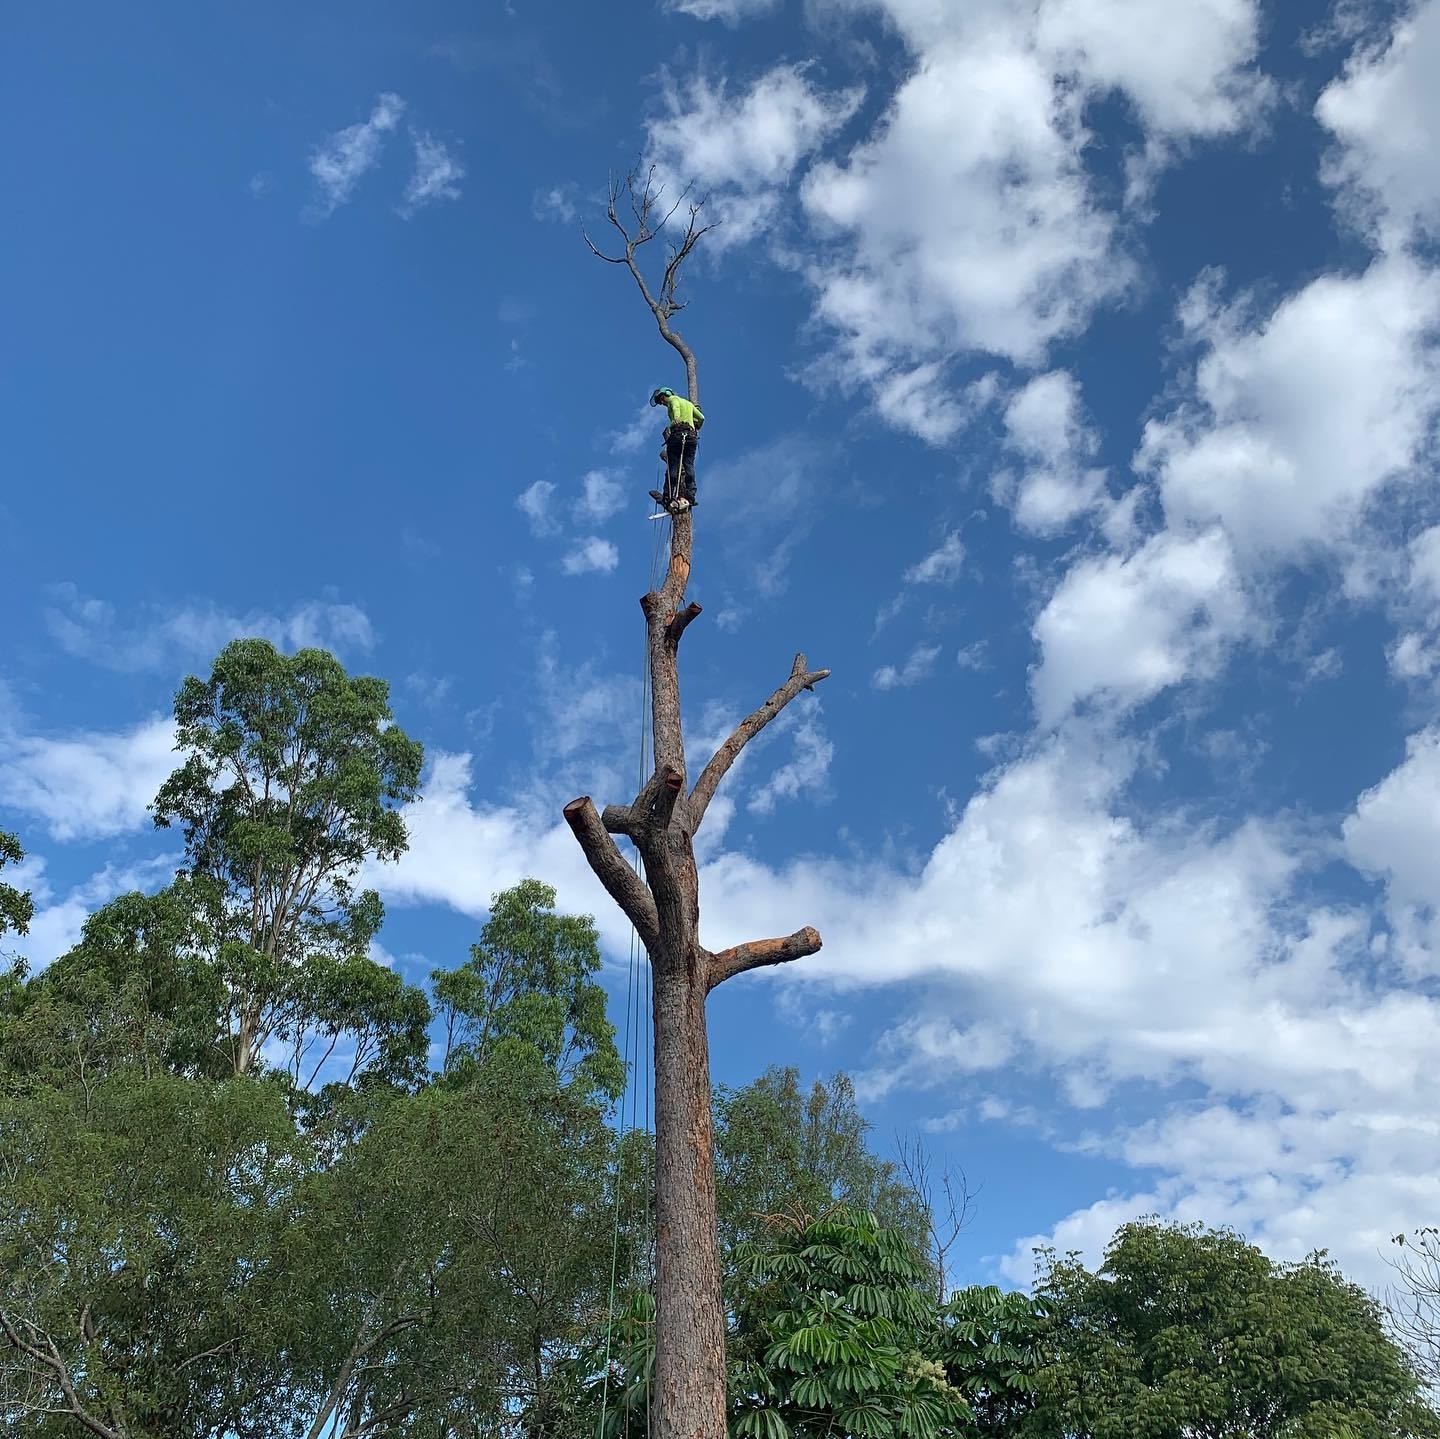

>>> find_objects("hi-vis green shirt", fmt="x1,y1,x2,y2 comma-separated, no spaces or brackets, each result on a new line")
662,395,705,430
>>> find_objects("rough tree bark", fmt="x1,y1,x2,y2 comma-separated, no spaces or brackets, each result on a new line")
569,169,831,1439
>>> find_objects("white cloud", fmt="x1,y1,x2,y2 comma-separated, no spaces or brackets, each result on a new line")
1031,529,1247,726
664,0,780,22
996,370,1109,535
1139,256,1440,567
578,470,626,524
1344,727,1440,974
873,643,941,691
748,705,833,815
0,717,177,842
647,65,863,240
904,532,965,585
400,132,464,216
561,538,620,576
607,404,656,456
533,184,577,223
43,588,376,673
1036,0,1272,141
1317,0,1440,244
515,480,557,536
308,92,406,217
799,13,1129,400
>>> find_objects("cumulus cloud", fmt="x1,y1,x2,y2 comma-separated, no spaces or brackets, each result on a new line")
1317,0,1440,244
0,717,177,842
532,184,577,223
399,132,464,216
308,92,406,217
1031,529,1247,725
995,371,1109,534
561,537,620,576
1139,256,1440,567
578,470,626,524
43,588,376,673
647,64,863,239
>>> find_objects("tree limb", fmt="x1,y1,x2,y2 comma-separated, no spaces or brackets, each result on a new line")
708,927,822,991
0,1313,126,1439
600,803,636,836
690,654,831,832
563,798,660,951
666,601,703,647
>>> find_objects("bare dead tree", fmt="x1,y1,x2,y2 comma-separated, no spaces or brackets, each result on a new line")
568,166,829,1439
1387,1227,1440,1389
897,1133,977,1304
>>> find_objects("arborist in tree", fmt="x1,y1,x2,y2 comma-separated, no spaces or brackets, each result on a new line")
648,386,704,512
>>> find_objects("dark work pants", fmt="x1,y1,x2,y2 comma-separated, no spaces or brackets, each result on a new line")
665,424,698,504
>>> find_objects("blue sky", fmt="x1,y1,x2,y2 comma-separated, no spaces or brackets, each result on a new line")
4,0,1440,1291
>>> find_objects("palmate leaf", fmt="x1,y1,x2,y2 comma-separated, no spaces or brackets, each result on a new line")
734,1407,792,1439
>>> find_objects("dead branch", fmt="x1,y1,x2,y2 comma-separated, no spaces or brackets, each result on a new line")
690,654,831,833
708,928,823,991
562,798,660,951
897,1135,977,1303
582,163,716,404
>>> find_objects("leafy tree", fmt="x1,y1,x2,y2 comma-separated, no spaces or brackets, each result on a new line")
0,829,32,940
1,882,231,1091
0,1071,308,1439
431,878,625,1104
152,639,423,1075
1032,1219,1440,1439
558,1207,971,1439
715,1068,930,1273
936,1285,1048,1436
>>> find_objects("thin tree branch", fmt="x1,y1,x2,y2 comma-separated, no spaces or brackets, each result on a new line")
563,798,660,951
690,654,831,832
707,927,822,990
0,1314,125,1439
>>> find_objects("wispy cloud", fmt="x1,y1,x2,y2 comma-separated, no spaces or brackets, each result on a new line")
516,481,557,536
400,132,464,216
905,531,965,585
578,470,626,524
308,92,406,218
873,643,942,691
43,587,376,673
533,183,577,223
562,538,620,576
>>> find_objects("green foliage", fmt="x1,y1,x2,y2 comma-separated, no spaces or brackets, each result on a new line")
716,1067,931,1274
152,638,423,1074
730,1207,971,1439
1032,1218,1440,1439
0,828,33,939
0,1070,307,1438
937,1285,1049,1435
432,877,625,1103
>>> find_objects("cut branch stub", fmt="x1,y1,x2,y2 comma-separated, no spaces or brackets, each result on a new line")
562,797,658,951
708,926,823,991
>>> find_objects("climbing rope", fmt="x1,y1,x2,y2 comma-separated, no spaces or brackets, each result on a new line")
598,482,667,1438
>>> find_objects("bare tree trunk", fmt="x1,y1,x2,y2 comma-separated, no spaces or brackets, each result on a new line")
566,490,828,1439
571,169,831,1439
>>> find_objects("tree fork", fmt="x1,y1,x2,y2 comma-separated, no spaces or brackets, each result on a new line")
568,164,832,1439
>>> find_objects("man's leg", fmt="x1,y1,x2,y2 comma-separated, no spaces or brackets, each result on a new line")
665,429,687,502
682,433,698,506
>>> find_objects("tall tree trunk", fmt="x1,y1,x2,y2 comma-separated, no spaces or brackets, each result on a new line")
573,182,830,1435
566,503,829,1439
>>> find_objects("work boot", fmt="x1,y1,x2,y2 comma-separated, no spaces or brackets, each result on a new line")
648,490,667,506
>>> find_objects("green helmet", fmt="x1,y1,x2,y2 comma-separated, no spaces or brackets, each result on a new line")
650,387,676,406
